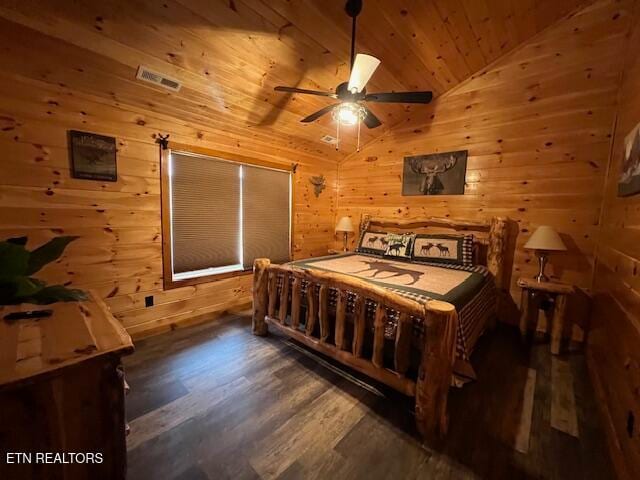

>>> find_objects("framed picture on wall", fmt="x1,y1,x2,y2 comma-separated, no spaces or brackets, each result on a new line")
618,121,640,196
402,150,467,196
68,130,117,182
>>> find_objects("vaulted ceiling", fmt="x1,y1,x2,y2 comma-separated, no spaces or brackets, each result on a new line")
0,0,586,161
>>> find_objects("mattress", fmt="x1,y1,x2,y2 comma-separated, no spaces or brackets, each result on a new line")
287,253,496,382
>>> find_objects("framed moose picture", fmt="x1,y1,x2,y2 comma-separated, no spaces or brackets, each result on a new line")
402,150,467,196
69,130,117,182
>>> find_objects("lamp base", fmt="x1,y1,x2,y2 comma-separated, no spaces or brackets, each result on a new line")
342,232,348,252
534,272,549,283
534,251,549,283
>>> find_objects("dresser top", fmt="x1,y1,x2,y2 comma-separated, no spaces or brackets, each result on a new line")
0,291,133,389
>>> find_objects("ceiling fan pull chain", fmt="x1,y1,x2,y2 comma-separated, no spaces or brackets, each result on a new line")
357,119,361,151
336,119,341,151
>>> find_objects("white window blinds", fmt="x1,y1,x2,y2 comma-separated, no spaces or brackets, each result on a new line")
168,151,291,282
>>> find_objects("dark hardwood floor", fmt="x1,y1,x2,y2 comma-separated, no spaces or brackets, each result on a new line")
124,312,614,480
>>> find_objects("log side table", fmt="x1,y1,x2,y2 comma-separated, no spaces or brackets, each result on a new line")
517,277,575,354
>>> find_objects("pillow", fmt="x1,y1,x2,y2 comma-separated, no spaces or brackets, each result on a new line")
356,230,389,255
383,233,415,259
412,234,474,266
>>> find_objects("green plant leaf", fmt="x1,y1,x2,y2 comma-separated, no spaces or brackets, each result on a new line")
7,237,28,246
24,285,88,304
12,276,46,298
26,236,79,275
0,240,30,276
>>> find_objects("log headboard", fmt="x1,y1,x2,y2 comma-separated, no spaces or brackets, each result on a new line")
359,215,511,294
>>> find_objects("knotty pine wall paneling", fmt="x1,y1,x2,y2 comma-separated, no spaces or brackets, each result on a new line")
336,0,633,309
0,78,338,339
589,2,640,478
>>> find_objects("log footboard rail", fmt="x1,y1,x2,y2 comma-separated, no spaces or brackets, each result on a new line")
252,258,458,442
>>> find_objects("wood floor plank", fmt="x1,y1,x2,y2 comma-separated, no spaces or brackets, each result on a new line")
126,377,189,421
127,375,251,451
514,368,537,453
551,356,580,437
195,360,343,478
248,381,369,480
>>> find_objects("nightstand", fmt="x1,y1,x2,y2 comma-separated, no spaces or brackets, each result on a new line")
517,277,575,354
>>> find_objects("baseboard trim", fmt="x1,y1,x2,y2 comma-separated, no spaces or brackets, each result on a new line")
128,299,253,340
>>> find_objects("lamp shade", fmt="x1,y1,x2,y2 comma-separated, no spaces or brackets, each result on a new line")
335,216,355,233
524,226,567,251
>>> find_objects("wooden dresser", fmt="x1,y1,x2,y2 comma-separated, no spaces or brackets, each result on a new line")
0,292,134,480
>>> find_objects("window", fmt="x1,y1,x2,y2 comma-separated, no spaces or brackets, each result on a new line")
161,145,292,288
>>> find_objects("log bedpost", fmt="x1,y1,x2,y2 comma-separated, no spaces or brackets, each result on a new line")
487,216,508,290
487,216,509,327
415,300,457,443
252,258,271,336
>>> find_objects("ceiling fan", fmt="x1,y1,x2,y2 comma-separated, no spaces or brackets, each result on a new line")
273,0,433,149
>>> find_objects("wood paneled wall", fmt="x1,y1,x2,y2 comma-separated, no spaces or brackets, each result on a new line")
589,2,640,478
335,0,633,309
0,76,338,339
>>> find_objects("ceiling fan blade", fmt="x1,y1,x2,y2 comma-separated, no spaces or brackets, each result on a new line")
301,104,338,123
347,54,381,93
362,107,382,129
365,91,433,104
274,86,337,98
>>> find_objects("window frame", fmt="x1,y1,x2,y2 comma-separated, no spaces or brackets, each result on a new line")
160,142,295,290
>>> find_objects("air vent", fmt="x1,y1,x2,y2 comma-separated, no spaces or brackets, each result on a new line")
320,135,338,144
136,66,182,92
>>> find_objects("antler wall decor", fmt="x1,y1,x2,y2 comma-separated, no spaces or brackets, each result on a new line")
309,174,326,198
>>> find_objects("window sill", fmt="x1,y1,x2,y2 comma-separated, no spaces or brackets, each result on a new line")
163,267,253,290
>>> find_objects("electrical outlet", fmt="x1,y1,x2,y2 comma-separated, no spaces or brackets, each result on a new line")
627,411,634,438
145,295,154,308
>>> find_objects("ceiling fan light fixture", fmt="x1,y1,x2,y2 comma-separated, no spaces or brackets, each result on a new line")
333,102,365,126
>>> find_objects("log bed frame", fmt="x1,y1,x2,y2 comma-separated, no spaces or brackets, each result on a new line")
252,216,510,442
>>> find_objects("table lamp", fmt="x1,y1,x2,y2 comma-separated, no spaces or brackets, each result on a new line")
335,216,355,251
524,225,567,282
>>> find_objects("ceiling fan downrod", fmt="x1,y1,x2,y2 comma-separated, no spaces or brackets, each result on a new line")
345,0,363,73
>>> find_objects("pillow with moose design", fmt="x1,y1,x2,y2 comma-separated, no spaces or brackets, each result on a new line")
355,230,389,255
383,233,415,260
412,234,474,266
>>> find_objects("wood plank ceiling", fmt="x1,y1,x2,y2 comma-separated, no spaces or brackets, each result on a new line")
0,0,586,161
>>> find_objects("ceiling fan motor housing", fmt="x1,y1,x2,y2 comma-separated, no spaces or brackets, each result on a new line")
345,0,363,18
336,82,366,101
